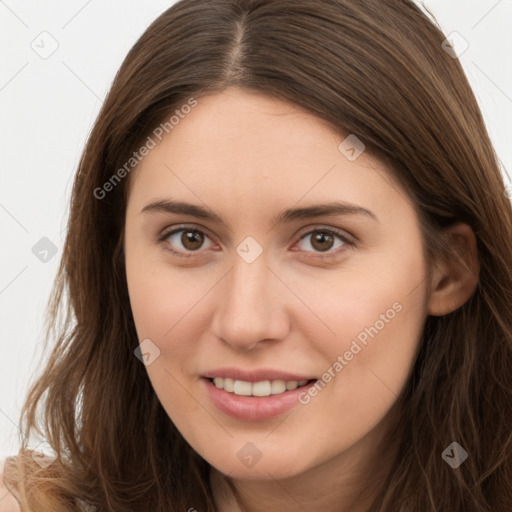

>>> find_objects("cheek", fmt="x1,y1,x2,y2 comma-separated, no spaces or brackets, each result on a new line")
126,247,204,341
304,246,427,398
125,262,229,456
288,275,425,465
297,250,426,354
125,257,208,421
125,252,225,391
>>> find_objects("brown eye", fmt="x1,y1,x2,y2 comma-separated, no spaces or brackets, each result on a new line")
161,227,214,255
180,230,204,251
310,231,335,252
296,229,350,256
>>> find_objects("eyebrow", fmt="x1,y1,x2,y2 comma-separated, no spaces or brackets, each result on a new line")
140,199,378,227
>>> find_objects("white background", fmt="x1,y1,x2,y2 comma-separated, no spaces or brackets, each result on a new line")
1,0,511,459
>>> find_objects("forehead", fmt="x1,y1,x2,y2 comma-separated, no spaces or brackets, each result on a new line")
126,89,411,227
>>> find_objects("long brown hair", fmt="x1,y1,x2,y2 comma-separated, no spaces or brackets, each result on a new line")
4,0,512,510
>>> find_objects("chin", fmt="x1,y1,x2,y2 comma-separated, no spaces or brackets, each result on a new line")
206,447,316,481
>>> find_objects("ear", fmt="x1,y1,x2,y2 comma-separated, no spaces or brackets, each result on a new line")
427,223,480,317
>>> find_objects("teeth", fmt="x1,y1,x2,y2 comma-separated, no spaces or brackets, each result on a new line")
212,378,310,396
223,378,234,392
233,380,252,396
271,380,286,394
252,381,271,396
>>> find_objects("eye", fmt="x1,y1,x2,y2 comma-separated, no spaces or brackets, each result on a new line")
158,225,354,259
294,228,353,257
158,226,215,256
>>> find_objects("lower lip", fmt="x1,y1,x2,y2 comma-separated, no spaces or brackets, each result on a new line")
202,378,317,421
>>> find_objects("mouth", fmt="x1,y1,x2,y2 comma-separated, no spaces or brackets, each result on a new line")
206,377,317,397
202,372,319,421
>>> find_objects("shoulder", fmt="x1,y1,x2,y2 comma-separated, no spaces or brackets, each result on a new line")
0,457,21,512
0,469,20,512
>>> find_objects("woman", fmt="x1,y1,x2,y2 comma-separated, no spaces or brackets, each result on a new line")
2,0,512,510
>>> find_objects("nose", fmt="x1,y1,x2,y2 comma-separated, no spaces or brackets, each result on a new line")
211,253,291,351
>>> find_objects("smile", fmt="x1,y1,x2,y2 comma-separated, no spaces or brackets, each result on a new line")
203,376,318,421
210,377,312,397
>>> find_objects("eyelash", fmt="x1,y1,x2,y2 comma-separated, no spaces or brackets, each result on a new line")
157,225,355,260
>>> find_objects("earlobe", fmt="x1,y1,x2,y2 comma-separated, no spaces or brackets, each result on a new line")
427,223,480,317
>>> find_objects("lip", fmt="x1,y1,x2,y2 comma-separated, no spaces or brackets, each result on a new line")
202,377,317,421
202,367,315,382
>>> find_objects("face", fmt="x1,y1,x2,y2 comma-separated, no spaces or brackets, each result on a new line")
124,87,430,481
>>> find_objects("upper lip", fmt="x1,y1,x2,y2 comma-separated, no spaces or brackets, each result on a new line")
202,367,316,382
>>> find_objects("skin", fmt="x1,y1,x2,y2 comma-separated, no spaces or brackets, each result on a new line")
124,87,479,512
0,472,20,512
